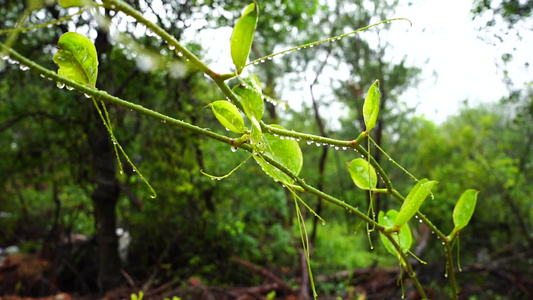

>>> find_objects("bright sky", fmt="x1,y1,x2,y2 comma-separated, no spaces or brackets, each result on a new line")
384,0,525,123
181,0,532,124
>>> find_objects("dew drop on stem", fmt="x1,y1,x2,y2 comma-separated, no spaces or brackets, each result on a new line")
57,82,65,89
230,147,238,152
306,141,312,145
315,142,321,146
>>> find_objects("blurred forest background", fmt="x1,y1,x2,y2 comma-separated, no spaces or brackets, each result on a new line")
0,0,532,299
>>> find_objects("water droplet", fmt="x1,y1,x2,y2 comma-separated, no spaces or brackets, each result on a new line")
419,219,423,223
84,93,91,98
57,82,65,89
132,169,136,173
431,231,435,234
297,48,302,51
254,61,259,65
169,45,175,50
321,222,325,226
1,55,8,61
442,242,445,245
444,273,448,278
389,158,392,161
336,37,341,40
296,139,300,142
273,134,278,137
315,142,321,146
415,215,418,218
306,141,312,145
211,178,215,180
280,136,285,140
370,246,373,250
437,236,440,239
260,59,265,63
177,52,183,57
335,146,339,150
267,57,273,60
225,127,230,131
66,85,74,91
342,147,347,150
19,65,29,71
231,147,238,152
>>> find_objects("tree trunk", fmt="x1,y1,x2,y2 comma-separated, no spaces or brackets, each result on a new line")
90,103,121,292
90,24,122,293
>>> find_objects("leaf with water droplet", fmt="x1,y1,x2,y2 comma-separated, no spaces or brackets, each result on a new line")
346,158,377,190
206,100,246,134
378,210,412,258
53,32,98,88
233,75,264,144
451,189,479,235
230,2,258,74
254,124,303,185
363,79,380,132
394,179,438,230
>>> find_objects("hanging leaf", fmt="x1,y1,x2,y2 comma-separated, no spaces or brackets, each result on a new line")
206,101,246,134
230,2,258,74
378,210,412,257
53,32,98,88
58,0,89,8
346,158,377,190
363,79,380,132
254,125,303,184
394,179,438,230
452,189,479,232
232,75,264,144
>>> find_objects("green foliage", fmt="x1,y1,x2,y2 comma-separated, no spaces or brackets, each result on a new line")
378,210,412,258
53,32,98,88
232,75,264,144
451,189,479,236
254,125,303,185
394,179,438,230
230,2,258,74
206,100,246,134
58,0,89,8
8,0,532,299
130,291,143,300
363,79,380,133
346,158,377,190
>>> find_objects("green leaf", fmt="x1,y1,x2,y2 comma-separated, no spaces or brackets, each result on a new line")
254,125,303,184
346,158,377,190
206,101,246,133
230,2,258,74
452,189,479,232
378,210,412,257
394,179,438,229
58,0,89,8
232,75,264,144
53,32,98,88
363,79,380,132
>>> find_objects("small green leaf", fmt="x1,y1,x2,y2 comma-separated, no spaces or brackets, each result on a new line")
363,79,380,132
346,158,377,190
207,101,246,133
379,210,412,257
232,75,264,144
254,125,303,184
58,0,89,8
230,2,258,74
452,189,479,232
394,179,438,229
53,32,98,88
